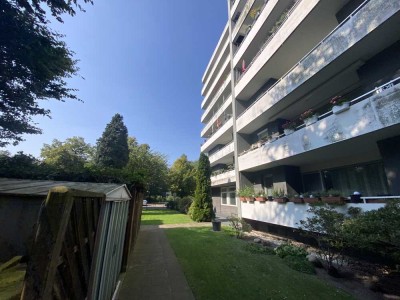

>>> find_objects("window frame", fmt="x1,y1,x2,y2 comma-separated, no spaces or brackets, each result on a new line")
221,187,237,206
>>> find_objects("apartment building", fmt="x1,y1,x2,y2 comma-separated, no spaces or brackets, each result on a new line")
200,0,400,230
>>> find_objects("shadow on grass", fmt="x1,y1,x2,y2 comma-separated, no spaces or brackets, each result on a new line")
141,219,163,225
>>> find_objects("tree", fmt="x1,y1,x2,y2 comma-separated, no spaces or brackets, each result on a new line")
96,114,129,168
168,154,196,197
0,151,43,179
0,0,93,146
124,137,169,195
41,136,94,173
189,153,213,222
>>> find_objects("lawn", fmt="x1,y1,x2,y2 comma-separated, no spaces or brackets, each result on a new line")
165,227,353,300
141,208,193,225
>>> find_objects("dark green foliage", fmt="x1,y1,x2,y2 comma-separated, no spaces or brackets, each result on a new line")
0,0,92,146
167,197,193,214
299,206,347,270
243,243,275,255
275,243,308,258
189,153,213,222
96,114,129,168
283,255,316,274
343,201,400,264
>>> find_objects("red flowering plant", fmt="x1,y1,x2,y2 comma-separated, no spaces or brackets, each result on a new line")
299,109,315,121
329,95,347,107
282,120,297,130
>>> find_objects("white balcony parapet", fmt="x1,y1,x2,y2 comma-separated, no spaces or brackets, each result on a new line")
201,99,232,137
235,0,301,82
237,0,400,131
202,39,230,97
209,142,235,165
202,93,232,124
201,73,231,111
201,118,234,153
211,170,236,187
238,78,400,171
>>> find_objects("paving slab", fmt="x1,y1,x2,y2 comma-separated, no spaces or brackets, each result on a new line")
117,226,195,300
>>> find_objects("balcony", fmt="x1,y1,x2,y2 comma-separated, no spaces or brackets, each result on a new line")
201,118,234,153
201,101,232,138
201,57,230,110
237,0,400,133
211,170,236,187
232,0,257,39
209,142,235,166
238,78,400,172
201,92,232,125
201,39,230,98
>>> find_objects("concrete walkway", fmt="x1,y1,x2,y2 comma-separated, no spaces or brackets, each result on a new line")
117,225,199,300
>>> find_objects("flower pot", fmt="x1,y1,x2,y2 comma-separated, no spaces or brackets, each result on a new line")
255,197,267,202
284,128,295,136
303,115,318,126
321,196,345,204
291,197,304,204
303,197,320,204
332,102,350,114
274,197,288,203
240,197,246,202
246,197,255,202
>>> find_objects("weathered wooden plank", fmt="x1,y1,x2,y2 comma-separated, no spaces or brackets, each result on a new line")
85,197,95,257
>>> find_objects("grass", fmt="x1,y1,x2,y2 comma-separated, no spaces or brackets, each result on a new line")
165,227,354,300
141,208,193,225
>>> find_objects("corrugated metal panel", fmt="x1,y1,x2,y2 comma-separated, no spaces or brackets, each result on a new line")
89,198,130,300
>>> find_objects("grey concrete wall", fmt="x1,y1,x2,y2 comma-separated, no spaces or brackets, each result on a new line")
211,187,238,218
0,196,44,261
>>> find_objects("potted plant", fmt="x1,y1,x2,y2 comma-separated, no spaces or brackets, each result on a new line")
237,186,255,202
321,189,345,204
302,191,321,204
273,189,288,203
290,194,304,204
255,190,267,202
300,109,318,126
282,120,297,135
330,95,350,114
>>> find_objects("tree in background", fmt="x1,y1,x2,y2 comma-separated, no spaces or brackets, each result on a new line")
41,137,94,173
0,0,93,146
0,151,44,179
125,137,169,197
189,153,213,222
95,114,129,168
168,154,196,197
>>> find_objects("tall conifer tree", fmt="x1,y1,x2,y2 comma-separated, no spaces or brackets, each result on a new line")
96,114,129,168
189,153,214,222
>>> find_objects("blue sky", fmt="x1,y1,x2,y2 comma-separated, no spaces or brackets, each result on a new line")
6,1,227,164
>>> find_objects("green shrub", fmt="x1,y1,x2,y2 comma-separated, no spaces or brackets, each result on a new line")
227,215,252,238
283,255,316,274
275,243,307,258
176,196,193,214
166,199,177,210
244,243,275,255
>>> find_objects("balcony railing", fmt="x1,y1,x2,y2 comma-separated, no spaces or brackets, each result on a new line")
209,141,235,164
201,116,233,146
238,76,400,157
202,74,230,110
235,0,301,83
233,0,270,56
232,0,257,38
237,0,373,118
202,93,231,124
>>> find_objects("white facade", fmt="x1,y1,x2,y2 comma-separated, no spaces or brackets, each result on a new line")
201,0,400,226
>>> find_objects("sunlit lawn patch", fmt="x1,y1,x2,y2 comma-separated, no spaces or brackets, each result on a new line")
166,227,353,300
141,208,193,225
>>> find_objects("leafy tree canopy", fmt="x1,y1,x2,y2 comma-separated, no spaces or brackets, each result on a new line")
41,136,94,173
95,114,129,168
168,154,196,197
0,0,93,146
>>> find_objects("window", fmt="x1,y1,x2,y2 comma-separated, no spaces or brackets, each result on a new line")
221,187,236,206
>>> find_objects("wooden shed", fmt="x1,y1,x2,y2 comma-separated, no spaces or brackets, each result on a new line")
0,177,142,299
